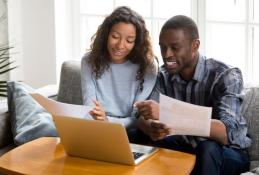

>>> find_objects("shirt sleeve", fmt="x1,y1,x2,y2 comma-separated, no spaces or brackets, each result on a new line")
212,68,251,148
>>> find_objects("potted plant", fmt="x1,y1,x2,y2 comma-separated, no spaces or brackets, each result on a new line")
0,45,17,97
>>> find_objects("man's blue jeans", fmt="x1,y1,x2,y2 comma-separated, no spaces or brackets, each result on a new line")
190,140,250,175
128,129,250,175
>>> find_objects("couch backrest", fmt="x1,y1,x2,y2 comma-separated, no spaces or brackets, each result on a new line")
57,60,83,105
242,85,259,161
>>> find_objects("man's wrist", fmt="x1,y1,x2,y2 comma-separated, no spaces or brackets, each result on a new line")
137,116,151,136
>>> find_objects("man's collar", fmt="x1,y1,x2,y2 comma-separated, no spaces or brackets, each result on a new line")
192,54,206,82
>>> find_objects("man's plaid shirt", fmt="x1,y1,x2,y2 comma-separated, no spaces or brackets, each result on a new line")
151,54,251,149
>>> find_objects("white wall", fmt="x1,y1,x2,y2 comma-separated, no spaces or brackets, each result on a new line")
0,0,9,81
8,0,57,88
55,0,74,84
0,0,8,46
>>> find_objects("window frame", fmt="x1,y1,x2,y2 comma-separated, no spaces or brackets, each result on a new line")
68,0,258,84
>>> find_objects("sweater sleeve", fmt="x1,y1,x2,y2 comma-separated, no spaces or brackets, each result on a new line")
134,60,158,103
107,116,137,131
81,53,96,108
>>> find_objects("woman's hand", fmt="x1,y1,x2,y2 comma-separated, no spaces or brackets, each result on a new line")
89,99,108,121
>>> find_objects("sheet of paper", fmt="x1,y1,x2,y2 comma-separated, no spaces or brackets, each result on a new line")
30,93,92,119
159,94,212,137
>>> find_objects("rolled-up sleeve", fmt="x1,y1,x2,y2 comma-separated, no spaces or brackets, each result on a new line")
212,68,251,148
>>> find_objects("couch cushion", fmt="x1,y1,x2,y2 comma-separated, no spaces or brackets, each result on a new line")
250,161,259,171
57,60,82,105
242,85,259,161
7,81,58,145
0,100,12,148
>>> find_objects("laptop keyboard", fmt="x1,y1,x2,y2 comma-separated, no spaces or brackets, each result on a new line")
132,152,144,160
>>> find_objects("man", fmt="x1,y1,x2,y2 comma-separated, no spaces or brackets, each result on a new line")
135,15,251,175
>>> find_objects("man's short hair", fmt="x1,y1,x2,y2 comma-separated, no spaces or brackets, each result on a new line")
161,15,199,41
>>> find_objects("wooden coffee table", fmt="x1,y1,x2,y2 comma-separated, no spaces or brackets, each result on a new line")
0,137,195,175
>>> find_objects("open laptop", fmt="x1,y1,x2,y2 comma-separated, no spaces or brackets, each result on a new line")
30,93,158,165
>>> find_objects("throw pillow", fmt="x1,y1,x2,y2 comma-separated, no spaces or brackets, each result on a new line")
7,81,58,145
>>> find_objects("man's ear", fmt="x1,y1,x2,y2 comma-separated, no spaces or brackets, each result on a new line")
191,39,200,52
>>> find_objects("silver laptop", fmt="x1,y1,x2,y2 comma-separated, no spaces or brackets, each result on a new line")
52,115,158,165
30,93,158,165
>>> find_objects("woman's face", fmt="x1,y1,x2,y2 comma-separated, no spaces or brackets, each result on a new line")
107,22,136,64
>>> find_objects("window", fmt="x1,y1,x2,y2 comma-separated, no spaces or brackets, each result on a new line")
76,0,192,63
204,0,259,83
68,0,259,84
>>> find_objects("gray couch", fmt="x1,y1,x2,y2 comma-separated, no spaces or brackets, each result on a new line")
0,60,259,170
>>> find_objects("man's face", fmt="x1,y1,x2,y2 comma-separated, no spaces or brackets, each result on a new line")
159,29,196,76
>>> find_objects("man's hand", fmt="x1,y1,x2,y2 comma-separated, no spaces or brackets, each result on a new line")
89,99,108,121
134,100,159,120
149,120,170,141
137,116,170,141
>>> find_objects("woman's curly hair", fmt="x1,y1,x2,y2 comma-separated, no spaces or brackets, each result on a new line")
87,6,156,91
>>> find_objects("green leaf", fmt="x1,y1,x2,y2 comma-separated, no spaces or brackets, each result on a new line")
0,45,17,98
0,93,7,97
0,66,17,75
0,45,17,76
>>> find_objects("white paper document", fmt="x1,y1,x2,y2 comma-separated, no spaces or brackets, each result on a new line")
159,94,212,137
30,93,92,119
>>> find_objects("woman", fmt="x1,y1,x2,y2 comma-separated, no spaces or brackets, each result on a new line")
81,6,158,130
